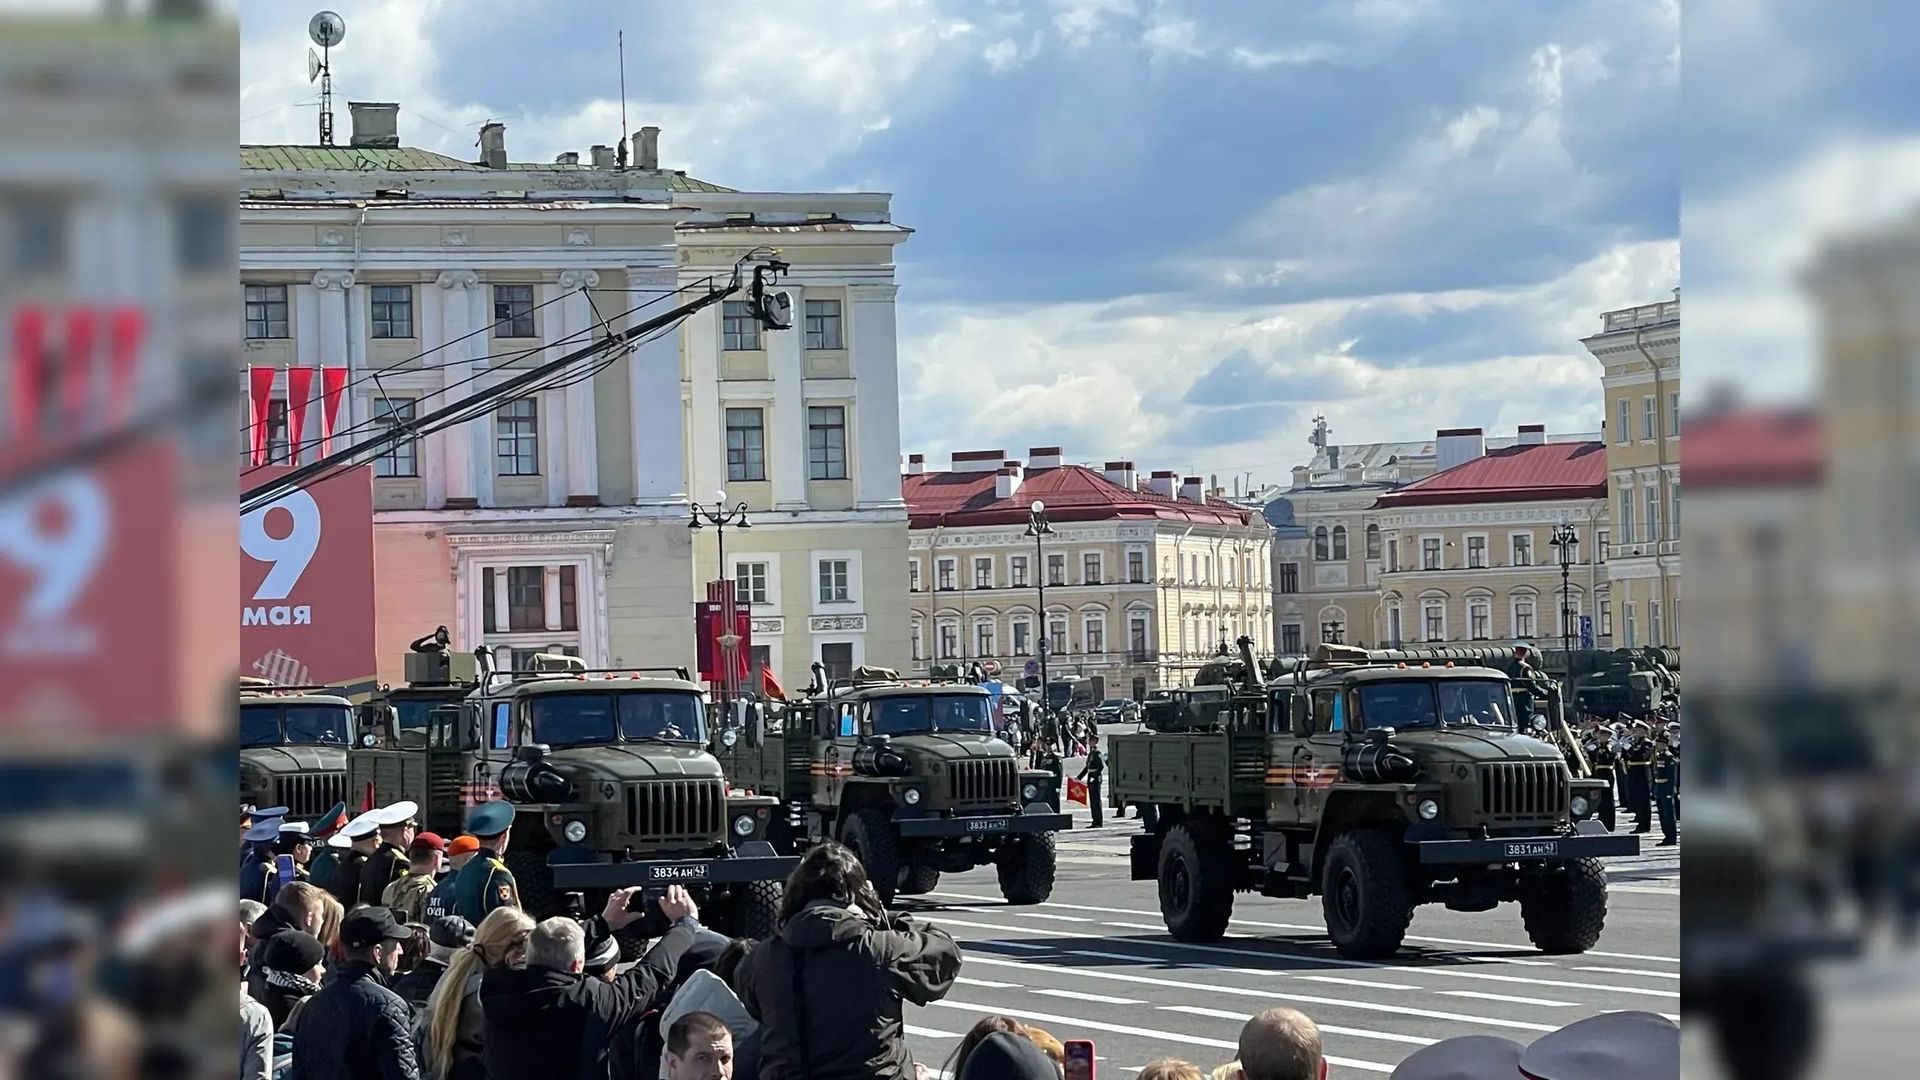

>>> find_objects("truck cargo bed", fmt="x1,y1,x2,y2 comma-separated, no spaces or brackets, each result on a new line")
1109,732,1267,814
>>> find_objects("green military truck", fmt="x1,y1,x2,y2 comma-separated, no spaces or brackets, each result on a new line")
356,645,485,750
715,665,1070,905
350,654,795,936
240,677,353,818
1111,641,1637,959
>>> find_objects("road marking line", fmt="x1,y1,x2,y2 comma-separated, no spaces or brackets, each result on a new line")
1292,974,1424,991
1103,920,1171,932
1000,911,1097,923
954,953,1560,1032
929,999,1394,1074
957,977,1022,989
1575,966,1682,979
1159,1005,1438,1047
907,1025,962,1038
1030,988,1143,1005
1439,990,1581,1007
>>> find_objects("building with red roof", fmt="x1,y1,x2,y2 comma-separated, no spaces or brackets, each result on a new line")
901,448,1272,699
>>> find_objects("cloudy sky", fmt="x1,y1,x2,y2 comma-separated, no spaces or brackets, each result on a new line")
241,0,1680,486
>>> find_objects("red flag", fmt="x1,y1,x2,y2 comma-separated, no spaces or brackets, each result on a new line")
362,781,376,814
12,306,46,437
286,366,316,463
763,665,785,700
106,307,143,425
63,308,94,426
319,365,348,455
1067,777,1089,806
248,366,276,465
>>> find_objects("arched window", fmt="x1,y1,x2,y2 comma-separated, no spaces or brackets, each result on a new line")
1365,524,1381,559
1331,526,1349,560
1313,526,1329,561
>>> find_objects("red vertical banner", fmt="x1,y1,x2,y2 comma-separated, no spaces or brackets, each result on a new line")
319,365,348,456
62,308,94,425
247,366,276,465
12,307,45,435
285,367,315,463
105,307,143,425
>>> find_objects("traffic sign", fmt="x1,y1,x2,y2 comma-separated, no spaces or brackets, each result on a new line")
1024,659,1038,676
1578,615,1593,650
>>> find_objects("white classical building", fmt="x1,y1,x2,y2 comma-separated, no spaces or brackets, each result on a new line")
239,105,909,689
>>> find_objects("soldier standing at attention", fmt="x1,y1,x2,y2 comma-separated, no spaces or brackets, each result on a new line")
239,816,284,903
422,835,479,922
1580,716,1620,831
1078,742,1107,828
327,811,382,909
302,802,349,895
1622,718,1657,834
1653,722,1680,846
358,801,421,906
454,802,521,922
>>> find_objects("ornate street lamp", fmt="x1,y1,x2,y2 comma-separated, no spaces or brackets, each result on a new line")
1026,500,1053,738
1549,522,1580,663
689,490,752,711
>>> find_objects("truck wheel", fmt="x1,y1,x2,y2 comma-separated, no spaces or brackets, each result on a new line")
503,846,560,920
1159,820,1233,942
842,809,901,907
1321,830,1411,959
899,864,942,896
997,834,1056,905
726,880,783,940
1520,858,1608,954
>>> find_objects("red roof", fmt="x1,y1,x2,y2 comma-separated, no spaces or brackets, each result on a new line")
1373,441,1608,508
903,464,1253,528
1684,407,1822,488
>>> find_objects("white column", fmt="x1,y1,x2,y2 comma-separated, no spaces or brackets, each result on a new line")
767,284,807,510
629,266,687,506
683,297,724,506
418,283,448,507
469,281,496,508
558,269,602,505
848,284,904,508
437,270,481,506
538,283,571,506
312,271,353,467
491,568,511,634
544,566,563,631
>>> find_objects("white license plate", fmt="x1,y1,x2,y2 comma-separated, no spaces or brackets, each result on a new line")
965,818,1011,833
647,862,712,882
1504,841,1558,858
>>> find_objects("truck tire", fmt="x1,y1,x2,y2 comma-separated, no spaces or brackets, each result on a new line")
1520,858,1608,954
842,809,901,907
1321,830,1411,959
997,834,1057,905
1159,820,1233,942
899,864,942,896
725,879,783,940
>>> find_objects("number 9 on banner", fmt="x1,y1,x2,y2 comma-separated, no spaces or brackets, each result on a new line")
240,488,321,601
0,473,109,625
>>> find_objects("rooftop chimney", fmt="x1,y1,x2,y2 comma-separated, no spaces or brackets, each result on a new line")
1102,460,1137,490
1145,470,1177,497
1291,465,1311,490
1517,423,1546,447
347,101,399,148
905,453,925,476
554,151,580,166
1326,445,1341,471
635,126,660,171
590,144,616,168
478,122,507,169
1027,446,1064,469
951,450,1006,474
1434,427,1485,472
1179,476,1205,503
995,466,1022,500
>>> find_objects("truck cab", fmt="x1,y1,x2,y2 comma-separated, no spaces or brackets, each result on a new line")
240,681,353,818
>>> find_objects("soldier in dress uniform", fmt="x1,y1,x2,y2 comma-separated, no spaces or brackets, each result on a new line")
1517,1010,1678,1080
275,821,314,892
1579,715,1620,831
1389,1034,1524,1079
1653,721,1680,846
238,816,284,902
453,802,521,923
325,810,383,908
1621,718,1657,835
357,801,421,906
241,804,286,870
421,835,479,922
303,802,350,894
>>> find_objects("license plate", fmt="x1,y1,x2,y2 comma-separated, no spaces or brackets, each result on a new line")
965,818,1011,833
1504,840,1558,858
647,862,712,882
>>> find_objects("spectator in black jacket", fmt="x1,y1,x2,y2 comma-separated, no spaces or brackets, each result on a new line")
246,881,327,1003
254,929,326,1030
288,906,420,1080
393,916,473,1013
481,885,706,1080
740,842,962,1080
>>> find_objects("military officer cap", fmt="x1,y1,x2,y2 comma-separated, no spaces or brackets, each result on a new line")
310,802,350,840
465,801,515,839
279,821,312,843
339,810,383,842
1518,1011,1678,1080
243,818,284,843
1390,1035,1525,1080
369,800,420,828
253,805,289,820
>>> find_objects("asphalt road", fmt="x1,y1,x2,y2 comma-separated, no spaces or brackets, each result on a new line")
895,795,1680,1076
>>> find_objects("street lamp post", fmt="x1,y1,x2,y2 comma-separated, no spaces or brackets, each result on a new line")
1026,501,1053,738
1549,522,1579,666
688,490,752,713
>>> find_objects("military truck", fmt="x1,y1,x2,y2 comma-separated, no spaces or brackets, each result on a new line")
350,654,795,936
240,677,353,818
1110,640,1638,959
715,665,1070,905
357,646,485,750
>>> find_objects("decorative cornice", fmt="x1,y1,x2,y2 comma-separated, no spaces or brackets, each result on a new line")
847,284,899,302
436,269,481,290
311,269,355,291
557,269,601,291
444,529,617,548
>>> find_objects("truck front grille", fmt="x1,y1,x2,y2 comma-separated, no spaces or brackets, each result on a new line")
948,758,1018,807
274,772,347,818
1477,762,1568,821
624,779,725,844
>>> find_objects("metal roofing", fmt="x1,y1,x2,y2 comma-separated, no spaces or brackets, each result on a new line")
1683,407,1821,489
239,145,736,192
903,464,1254,529
1305,431,1602,475
1371,441,1608,508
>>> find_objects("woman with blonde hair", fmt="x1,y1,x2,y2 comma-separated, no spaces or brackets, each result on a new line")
314,892,345,959
1138,1061,1204,1080
419,905,533,1080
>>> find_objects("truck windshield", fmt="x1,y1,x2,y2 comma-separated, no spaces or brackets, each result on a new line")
240,704,351,746
528,692,707,746
1355,680,1512,730
619,692,706,742
391,697,445,734
872,695,994,736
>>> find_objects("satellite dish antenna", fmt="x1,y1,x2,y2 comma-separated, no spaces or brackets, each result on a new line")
306,48,321,83
306,11,347,146
308,10,346,47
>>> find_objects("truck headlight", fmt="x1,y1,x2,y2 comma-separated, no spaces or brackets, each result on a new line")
1023,783,1040,801
1417,799,1440,821
1569,795,1592,819
563,820,588,843
902,788,922,806
733,813,757,836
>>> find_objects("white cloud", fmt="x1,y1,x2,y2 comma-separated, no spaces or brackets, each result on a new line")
1048,0,1138,50
1141,18,1204,62
1227,44,1338,70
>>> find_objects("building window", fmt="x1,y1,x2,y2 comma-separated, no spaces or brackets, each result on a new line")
1011,619,1031,656
1320,619,1345,645
1423,601,1445,642
1084,617,1105,655
1469,600,1490,640
1279,562,1300,594
371,397,418,477
1642,395,1656,440
263,398,291,464
1511,533,1532,567
722,300,761,351
1620,489,1636,544
820,643,854,683
1048,618,1068,656
1386,539,1398,572
1082,553,1102,585
1365,524,1381,559
492,284,536,338
725,408,766,481
244,284,290,339
1281,623,1303,654
12,195,67,274
803,299,843,350
1669,481,1681,540
1047,553,1066,586
976,621,996,658
1328,526,1347,560
1313,527,1329,561
1513,599,1536,639
494,398,539,476
370,284,414,339
1010,556,1029,588
936,558,956,591
1597,530,1609,562
1127,550,1146,583
175,195,227,271
734,561,769,606
482,566,579,633
1600,599,1613,637
1129,618,1149,657
1387,605,1403,647
908,559,921,593
1624,602,1637,646
937,622,958,660
807,406,848,480
1466,536,1487,569
1649,601,1663,646
1645,486,1660,544
817,559,850,603
1668,391,1681,438
973,557,992,590
1616,398,1631,444
911,622,924,662
1421,537,1441,570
